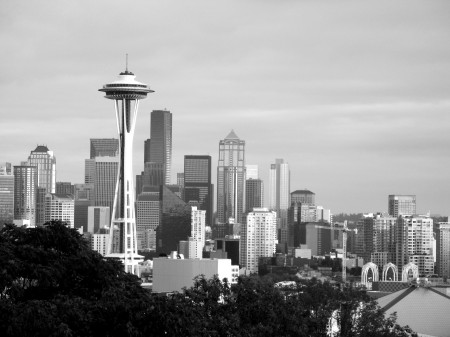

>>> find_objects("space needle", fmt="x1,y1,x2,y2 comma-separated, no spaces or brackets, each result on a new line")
99,57,154,274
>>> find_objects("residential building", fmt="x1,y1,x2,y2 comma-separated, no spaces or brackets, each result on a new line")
189,206,206,258
217,130,246,224
388,195,416,217
436,222,450,278
13,165,37,227
0,163,14,227
44,193,74,227
240,208,277,273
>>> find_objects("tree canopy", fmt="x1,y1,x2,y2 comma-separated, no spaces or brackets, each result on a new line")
0,221,417,336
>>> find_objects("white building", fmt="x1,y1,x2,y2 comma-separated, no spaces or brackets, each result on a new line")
44,193,74,227
240,208,277,273
190,206,206,258
152,257,239,293
91,233,109,256
87,206,110,234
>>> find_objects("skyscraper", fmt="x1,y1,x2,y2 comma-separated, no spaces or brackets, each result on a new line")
437,222,450,278
149,110,172,185
245,179,264,213
291,189,315,206
269,159,290,245
388,195,416,217
13,165,37,227
93,156,119,213
217,130,246,224
184,155,213,226
90,138,119,158
99,66,153,274
44,193,74,227
240,208,277,274
27,145,56,194
0,163,14,227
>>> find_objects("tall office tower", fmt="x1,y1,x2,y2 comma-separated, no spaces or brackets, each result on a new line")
177,173,184,187
240,208,277,274
189,206,206,258
269,159,290,246
149,110,172,185
292,222,331,256
136,187,160,250
354,213,397,265
56,182,74,195
388,195,416,217
27,145,56,194
90,138,119,159
217,130,246,224
246,165,258,180
87,206,110,234
396,215,434,277
291,189,315,206
99,66,153,274
13,165,37,227
144,138,151,163
93,156,119,213
156,185,191,254
44,193,74,226
437,223,450,278
73,183,95,231
184,155,213,226
35,187,47,226
245,179,264,213
0,163,14,227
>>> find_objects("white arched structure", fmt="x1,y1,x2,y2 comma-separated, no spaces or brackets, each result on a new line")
361,262,379,285
401,262,419,282
382,263,398,281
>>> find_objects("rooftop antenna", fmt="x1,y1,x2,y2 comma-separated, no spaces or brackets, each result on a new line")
126,53,128,72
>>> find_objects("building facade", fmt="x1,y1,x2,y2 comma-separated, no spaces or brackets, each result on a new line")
13,165,37,227
44,193,74,226
149,110,172,185
0,163,14,227
269,159,290,246
87,206,110,234
27,145,56,194
437,223,450,278
90,138,119,159
291,189,315,206
184,155,213,226
388,195,416,217
240,208,277,273
245,178,264,213
217,130,246,224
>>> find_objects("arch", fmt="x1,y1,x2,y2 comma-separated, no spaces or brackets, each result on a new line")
361,262,379,286
382,263,398,281
401,262,419,282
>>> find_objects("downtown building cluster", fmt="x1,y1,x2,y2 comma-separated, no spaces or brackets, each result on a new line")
2,110,450,282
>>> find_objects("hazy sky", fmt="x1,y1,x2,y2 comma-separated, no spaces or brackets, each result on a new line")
1,0,449,215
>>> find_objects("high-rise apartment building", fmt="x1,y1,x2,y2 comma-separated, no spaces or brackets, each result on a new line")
27,145,56,194
355,213,397,266
240,208,277,274
44,193,74,227
217,130,246,224
184,155,213,226
437,223,450,278
291,189,315,206
149,110,172,185
189,206,206,258
396,215,434,277
0,163,14,227
269,159,290,245
90,138,119,159
388,195,416,217
245,179,264,213
13,165,37,227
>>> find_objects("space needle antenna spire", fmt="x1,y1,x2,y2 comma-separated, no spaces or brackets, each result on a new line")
99,60,154,275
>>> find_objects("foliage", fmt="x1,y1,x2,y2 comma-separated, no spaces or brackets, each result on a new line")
0,221,417,336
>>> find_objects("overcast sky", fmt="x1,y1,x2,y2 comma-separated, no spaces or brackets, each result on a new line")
1,0,449,215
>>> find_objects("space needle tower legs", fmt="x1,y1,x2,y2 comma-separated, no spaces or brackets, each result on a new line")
99,60,154,275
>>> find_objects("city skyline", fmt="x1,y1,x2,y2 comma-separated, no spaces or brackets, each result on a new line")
1,1,449,215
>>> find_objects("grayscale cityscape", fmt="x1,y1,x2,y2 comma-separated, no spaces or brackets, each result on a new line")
1,1,449,336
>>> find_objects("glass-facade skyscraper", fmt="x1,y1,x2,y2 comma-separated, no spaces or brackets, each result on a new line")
149,110,172,185
217,130,246,224
13,165,37,226
184,155,213,226
27,145,56,194
269,158,290,245
0,163,14,227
